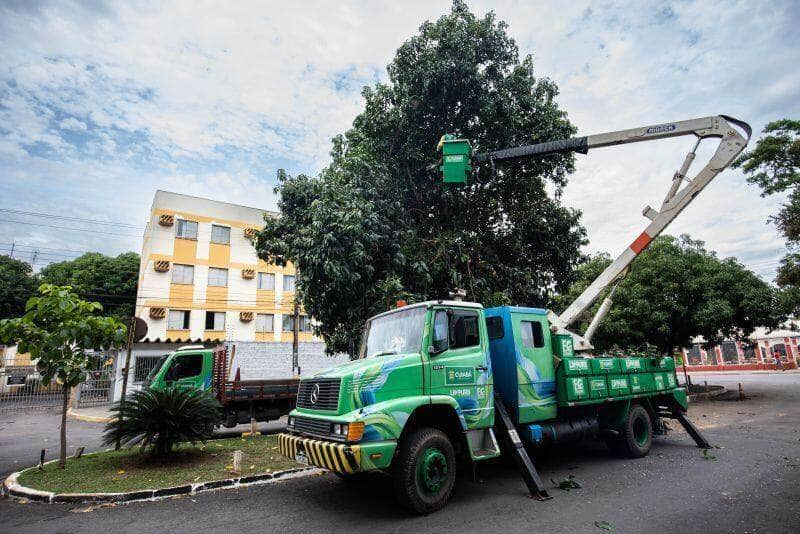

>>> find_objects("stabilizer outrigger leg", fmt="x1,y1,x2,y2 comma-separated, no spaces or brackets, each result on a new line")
493,393,552,501
673,410,711,449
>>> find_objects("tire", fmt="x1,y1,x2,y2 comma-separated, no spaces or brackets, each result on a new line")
392,427,457,515
606,404,652,458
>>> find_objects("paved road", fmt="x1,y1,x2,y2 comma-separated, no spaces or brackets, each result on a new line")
2,373,799,533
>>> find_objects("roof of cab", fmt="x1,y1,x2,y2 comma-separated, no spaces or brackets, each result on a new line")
369,300,483,321
485,305,548,316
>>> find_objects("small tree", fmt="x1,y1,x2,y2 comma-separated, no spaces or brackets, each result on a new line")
0,284,126,468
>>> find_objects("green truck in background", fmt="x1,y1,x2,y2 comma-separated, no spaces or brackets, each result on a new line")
277,115,750,513
145,345,298,427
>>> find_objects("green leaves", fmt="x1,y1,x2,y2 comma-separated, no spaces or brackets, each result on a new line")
551,474,582,491
103,388,222,457
561,236,781,354
256,1,585,354
0,284,127,387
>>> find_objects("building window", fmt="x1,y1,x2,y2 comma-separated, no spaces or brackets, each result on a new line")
176,219,198,239
205,311,226,331
283,274,296,292
208,267,228,287
257,272,275,290
167,310,190,330
256,313,274,333
282,315,312,333
171,264,194,285
211,224,231,245
721,341,739,363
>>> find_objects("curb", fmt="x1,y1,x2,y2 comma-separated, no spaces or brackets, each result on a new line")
687,385,727,402
67,408,113,424
2,465,321,505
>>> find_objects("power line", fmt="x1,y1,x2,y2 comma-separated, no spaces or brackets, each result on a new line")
0,208,142,229
0,218,143,237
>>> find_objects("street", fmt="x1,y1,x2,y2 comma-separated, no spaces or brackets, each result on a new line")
1,372,798,533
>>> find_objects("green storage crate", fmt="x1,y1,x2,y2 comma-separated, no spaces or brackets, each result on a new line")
561,357,591,376
607,375,631,397
665,371,677,389
652,372,667,391
553,334,575,359
588,376,608,399
561,376,589,402
628,373,655,394
656,356,676,372
618,357,646,373
590,357,620,374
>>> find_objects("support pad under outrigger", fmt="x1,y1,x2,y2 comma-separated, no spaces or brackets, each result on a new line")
493,393,552,501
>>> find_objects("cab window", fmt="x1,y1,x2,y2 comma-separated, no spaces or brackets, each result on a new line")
449,310,480,349
170,353,203,380
520,321,545,348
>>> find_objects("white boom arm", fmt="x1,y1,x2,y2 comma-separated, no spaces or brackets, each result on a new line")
476,115,751,350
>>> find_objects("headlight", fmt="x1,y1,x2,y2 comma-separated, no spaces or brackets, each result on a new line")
287,416,294,427
332,423,348,436
333,423,341,435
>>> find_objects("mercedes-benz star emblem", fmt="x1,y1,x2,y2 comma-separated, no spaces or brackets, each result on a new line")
310,383,320,404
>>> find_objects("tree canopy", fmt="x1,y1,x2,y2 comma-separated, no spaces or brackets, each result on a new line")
733,118,800,314
38,252,140,322
556,235,782,354
257,1,586,353
0,255,37,320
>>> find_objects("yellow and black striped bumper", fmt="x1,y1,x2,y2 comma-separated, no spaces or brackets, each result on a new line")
278,433,361,473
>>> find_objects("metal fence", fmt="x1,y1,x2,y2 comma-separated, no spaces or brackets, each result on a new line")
133,355,163,383
74,352,116,408
0,366,64,413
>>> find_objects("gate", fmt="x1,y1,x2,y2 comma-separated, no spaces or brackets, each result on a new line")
0,366,64,413
75,352,116,408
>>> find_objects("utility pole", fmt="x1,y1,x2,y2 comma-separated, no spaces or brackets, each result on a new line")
292,299,300,376
115,316,136,450
9,242,14,258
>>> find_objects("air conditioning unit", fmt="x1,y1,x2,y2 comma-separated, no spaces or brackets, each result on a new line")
154,260,171,272
159,214,175,226
244,227,258,239
240,311,254,322
241,268,255,279
149,307,166,319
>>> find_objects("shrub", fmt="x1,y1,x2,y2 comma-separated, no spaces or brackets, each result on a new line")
103,388,222,457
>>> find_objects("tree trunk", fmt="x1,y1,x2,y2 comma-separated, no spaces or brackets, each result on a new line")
60,383,69,469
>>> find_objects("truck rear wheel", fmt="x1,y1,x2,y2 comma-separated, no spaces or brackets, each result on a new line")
607,404,652,458
393,427,456,515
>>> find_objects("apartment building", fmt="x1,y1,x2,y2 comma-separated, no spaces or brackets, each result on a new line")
136,190,316,344
117,191,339,400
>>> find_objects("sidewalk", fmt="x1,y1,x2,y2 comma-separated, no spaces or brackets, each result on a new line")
67,405,113,423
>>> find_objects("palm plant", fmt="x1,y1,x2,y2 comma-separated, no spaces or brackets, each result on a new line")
103,388,222,457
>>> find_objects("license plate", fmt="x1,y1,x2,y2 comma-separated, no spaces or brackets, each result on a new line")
295,448,308,465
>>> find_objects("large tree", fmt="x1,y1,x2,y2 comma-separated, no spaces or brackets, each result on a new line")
733,119,800,313
0,256,37,320
556,235,781,354
38,252,139,322
258,1,586,353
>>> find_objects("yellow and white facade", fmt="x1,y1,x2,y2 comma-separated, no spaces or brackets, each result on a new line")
135,190,318,344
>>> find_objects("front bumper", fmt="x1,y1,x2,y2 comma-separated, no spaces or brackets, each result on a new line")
278,433,361,473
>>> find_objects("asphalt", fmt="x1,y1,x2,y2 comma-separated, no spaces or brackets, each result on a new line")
1,373,799,533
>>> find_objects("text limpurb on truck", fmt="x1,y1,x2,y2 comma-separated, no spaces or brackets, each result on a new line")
277,115,750,513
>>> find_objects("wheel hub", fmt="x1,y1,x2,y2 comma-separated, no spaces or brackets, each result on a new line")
417,447,448,494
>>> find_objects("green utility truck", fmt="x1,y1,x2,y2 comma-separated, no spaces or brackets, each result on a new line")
279,303,702,513
278,115,750,513
146,345,298,427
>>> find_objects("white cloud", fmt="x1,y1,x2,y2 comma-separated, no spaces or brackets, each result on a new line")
0,0,797,279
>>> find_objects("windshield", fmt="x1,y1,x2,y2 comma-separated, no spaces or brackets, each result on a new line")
145,354,170,385
360,307,427,359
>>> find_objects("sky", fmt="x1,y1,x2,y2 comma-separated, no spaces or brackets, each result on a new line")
1,0,798,280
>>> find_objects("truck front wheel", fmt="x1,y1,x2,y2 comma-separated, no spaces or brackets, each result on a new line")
607,404,652,458
393,427,456,514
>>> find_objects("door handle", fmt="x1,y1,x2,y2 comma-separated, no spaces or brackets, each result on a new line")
476,365,488,372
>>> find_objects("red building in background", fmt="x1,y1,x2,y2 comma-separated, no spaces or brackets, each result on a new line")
681,326,799,371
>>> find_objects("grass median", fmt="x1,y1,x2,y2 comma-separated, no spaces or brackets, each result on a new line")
17,434,301,494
